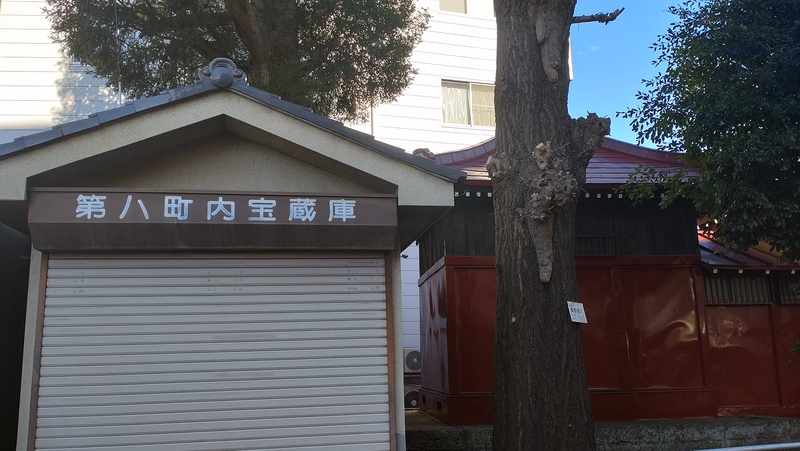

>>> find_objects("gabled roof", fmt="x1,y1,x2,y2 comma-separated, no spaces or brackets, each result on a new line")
433,136,692,187
0,58,465,245
0,58,464,184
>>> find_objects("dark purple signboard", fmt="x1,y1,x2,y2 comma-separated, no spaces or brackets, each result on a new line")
29,189,397,251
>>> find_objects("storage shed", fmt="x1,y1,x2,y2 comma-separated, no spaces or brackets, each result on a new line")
0,58,464,451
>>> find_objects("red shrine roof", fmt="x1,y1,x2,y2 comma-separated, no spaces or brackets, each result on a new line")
433,137,691,187
430,136,799,270
699,232,799,269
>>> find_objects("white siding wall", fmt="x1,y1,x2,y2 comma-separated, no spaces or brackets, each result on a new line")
0,0,122,144
401,243,421,350
351,0,497,155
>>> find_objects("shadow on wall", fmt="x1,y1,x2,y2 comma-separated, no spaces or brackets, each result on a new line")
51,56,124,125
0,223,31,450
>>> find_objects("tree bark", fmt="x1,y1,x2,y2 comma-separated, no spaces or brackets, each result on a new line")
572,8,624,24
490,0,610,449
224,0,300,95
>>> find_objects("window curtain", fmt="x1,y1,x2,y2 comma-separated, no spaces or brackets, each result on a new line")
471,84,495,127
442,81,470,125
440,0,467,13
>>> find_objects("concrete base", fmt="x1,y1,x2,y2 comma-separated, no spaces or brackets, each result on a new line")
407,410,491,451
406,411,800,451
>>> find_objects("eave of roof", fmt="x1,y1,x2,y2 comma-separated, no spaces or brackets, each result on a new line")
699,233,799,270
0,58,464,184
434,136,693,187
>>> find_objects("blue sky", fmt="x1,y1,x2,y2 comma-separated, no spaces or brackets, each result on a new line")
569,0,679,148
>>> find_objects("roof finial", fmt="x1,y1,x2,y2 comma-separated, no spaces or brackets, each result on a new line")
198,58,246,88
413,148,436,161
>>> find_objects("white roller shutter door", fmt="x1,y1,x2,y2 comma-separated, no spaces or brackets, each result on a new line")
36,254,391,451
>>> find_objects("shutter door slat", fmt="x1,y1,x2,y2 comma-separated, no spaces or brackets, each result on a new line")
37,431,392,451
45,292,386,306
44,308,386,323
40,355,390,376
46,256,385,270
42,319,387,336
41,368,390,386
46,283,385,296
48,266,385,277
38,394,390,419
44,302,386,316
37,423,390,447
37,402,389,427
38,412,392,437
39,374,389,397
41,347,388,367
41,328,387,346
42,337,388,356
39,384,389,407
43,311,387,326
36,254,391,451
46,274,386,287
40,371,390,389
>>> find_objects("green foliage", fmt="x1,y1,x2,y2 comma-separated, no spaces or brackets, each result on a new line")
790,339,800,365
46,0,428,122
622,0,800,262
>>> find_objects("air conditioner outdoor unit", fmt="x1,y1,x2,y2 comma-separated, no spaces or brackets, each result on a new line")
404,384,420,409
403,348,421,374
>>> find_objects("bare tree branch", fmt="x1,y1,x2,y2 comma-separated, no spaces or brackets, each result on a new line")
572,8,624,25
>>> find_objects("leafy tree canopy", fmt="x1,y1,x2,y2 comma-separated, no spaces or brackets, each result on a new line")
622,0,800,262
46,0,428,122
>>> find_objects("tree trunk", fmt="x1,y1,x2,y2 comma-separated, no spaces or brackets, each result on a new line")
224,0,301,97
490,0,609,449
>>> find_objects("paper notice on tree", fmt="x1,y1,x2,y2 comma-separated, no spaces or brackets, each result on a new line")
567,301,587,323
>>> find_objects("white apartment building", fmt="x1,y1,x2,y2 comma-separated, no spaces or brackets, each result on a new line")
0,0,498,351
0,0,125,144
351,0,497,155
351,0,497,351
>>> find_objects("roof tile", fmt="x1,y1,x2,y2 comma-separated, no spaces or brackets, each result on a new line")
436,137,696,187
0,139,25,159
22,128,63,148
93,104,137,124
170,82,208,100
132,93,172,112
437,154,454,165
464,148,477,160
58,117,101,136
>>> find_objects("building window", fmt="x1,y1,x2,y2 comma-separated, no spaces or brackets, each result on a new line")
441,81,495,127
702,268,800,305
775,272,800,304
440,0,493,16
440,0,466,13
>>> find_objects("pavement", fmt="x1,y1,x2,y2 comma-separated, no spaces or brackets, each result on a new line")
405,410,800,451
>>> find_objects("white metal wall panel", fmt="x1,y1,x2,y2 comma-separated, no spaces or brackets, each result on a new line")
401,243,421,349
37,254,391,451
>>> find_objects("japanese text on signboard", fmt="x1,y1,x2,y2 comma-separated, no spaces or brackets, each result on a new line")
74,194,359,223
